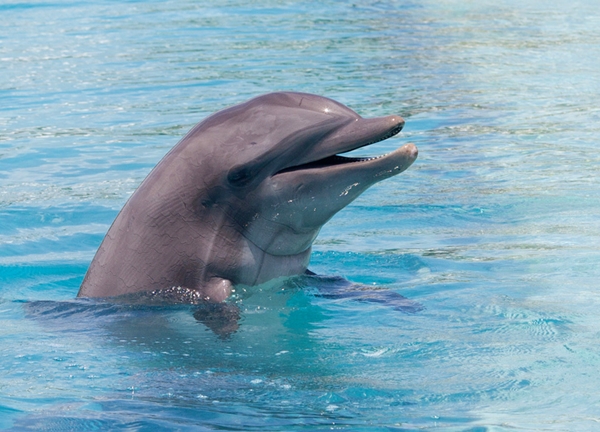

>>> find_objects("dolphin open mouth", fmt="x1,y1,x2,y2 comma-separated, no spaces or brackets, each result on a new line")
274,153,389,175
274,120,405,176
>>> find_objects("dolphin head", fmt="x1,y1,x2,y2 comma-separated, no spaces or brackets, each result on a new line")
177,92,418,257
78,92,418,299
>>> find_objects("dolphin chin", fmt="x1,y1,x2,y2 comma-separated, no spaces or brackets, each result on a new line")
78,92,418,301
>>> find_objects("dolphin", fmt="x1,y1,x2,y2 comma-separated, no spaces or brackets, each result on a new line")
77,92,418,302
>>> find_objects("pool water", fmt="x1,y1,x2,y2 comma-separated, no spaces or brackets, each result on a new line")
1,0,600,430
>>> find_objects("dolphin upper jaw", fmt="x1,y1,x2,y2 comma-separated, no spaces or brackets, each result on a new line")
270,114,407,175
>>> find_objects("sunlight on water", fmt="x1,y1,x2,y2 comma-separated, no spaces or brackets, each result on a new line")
1,0,600,430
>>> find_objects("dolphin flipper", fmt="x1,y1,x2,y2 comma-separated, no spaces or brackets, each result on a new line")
304,273,423,313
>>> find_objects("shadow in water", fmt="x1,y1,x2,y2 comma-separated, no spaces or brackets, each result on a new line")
24,274,422,341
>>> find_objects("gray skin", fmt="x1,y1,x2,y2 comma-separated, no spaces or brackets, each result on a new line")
78,92,418,302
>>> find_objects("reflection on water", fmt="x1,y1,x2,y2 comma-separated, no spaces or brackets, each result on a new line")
1,0,600,429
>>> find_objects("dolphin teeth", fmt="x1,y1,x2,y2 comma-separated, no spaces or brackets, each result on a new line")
276,152,392,175
351,153,389,163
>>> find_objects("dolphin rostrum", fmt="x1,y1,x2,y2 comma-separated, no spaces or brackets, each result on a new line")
78,92,418,302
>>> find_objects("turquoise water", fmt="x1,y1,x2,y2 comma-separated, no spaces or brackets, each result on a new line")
1,0,600,429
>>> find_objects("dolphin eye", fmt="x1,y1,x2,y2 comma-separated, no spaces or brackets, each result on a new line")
227,167,252,187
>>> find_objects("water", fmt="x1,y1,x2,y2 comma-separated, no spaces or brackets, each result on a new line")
1,0,599,429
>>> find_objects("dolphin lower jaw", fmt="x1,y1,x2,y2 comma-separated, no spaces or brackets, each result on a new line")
243,142,417,256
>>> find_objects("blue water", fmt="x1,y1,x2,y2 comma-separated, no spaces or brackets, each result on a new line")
1,0,600,429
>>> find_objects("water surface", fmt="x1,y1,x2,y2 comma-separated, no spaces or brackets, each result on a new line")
1,0,600,430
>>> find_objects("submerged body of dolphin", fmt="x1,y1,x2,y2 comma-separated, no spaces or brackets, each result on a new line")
78,92,418,301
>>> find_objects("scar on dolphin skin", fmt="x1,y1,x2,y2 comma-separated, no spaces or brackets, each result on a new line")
78,92,419,324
